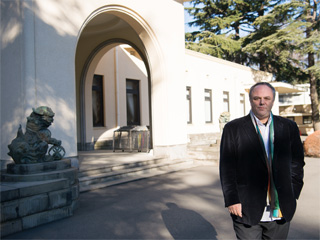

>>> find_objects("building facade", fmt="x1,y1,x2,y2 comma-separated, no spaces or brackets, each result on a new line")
1,0,284,168
278,84,313,135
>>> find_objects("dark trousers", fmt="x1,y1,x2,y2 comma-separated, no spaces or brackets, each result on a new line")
233,219,290,240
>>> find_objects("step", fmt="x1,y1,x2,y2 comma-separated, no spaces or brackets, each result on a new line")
0,179,79,237
187,151,219,162
79,157,168,178
1,183,78,223
187,144,220,152
0,179,69,202
1,168,78,184
6,159,72,175
79,159,195,192
1,204,76,237
0,160,79,238
187,133,221,146
187,144,220,162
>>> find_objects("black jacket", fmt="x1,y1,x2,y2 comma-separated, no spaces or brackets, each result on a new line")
219,114,305,226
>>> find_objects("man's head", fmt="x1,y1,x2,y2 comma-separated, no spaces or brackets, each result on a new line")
249,82,275,123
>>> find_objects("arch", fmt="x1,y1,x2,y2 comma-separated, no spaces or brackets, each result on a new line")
79,40,151,150
75,5,164,150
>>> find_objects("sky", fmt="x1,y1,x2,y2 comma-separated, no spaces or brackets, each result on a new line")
184,2,200,33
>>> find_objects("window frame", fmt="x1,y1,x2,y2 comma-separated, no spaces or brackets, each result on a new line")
303,116,312,124
240,93,245,116
223,91,230,113
186,86,192,124
204,89,213,123
126,79,141,126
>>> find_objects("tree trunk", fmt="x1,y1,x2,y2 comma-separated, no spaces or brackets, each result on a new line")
309,71,320,131
307,39,320,131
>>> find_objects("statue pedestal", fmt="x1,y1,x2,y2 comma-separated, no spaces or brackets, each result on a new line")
0,159,79,237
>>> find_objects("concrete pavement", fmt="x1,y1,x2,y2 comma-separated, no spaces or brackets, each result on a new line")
3,157,319,240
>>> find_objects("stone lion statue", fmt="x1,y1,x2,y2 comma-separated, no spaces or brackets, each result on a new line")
8,106,65,164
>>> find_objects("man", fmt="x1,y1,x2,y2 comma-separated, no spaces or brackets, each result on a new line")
219,82,305,239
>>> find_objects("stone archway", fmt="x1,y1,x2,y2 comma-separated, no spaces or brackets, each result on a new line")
75,6,163,151
80,40,151,151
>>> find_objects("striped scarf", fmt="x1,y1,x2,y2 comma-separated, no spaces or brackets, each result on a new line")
253,113,282,218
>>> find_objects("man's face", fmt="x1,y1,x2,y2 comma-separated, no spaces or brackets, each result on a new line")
250,85,274,122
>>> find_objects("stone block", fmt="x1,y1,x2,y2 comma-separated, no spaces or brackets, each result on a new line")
6,159,71,175
304,130,320,157
1,167,78,183
19,194,49,217
71,181,80,201
22,206,72,229
19,179,69,198
0,185,19,202
48,189,72,209
0,179,69,202
0,219,22,237
1,199,19,222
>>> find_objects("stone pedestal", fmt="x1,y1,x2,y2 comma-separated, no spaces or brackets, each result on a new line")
0,159,79,237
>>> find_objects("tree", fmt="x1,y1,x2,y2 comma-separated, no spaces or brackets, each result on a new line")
304,0,320,131
185,0,320,131
185,0,283,63
243,0,320,130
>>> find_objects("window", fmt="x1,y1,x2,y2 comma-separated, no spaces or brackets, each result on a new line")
240,93,245,116
92,74,104,127
205,89,212,123
186,86,192,124
223,91,230,113
303,116,312,124
287,117,295,121
126,79,140,126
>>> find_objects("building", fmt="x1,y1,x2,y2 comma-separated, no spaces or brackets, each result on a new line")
1,0,294,169
277,83,313,136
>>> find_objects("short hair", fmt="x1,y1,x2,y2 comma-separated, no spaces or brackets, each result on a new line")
249,82,276,100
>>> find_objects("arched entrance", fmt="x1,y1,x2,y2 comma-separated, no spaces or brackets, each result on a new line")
75,6,164,152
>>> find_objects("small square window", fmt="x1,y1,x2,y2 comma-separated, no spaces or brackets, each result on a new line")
303,116,312,124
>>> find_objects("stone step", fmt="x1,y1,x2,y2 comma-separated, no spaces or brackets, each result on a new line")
0,179,79,237
1,182,79,223
1,179,69,202
187,151,219,162
1,168,78,184
187,144,220,163
79,157,167,178
0,159,79,238
1,203,77,237
6,159,72,175
79,159,195,192
187,133,221,146
187,144,220,152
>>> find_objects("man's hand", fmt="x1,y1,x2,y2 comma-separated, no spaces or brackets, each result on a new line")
228,203,242,217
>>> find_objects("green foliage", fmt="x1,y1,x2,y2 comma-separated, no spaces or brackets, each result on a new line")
185,0,320,94
185,0,320,126
186,31,242,60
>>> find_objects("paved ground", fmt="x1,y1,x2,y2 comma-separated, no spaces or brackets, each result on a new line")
3,157,319,240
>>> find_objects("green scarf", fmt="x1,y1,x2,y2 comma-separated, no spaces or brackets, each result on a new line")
254,113,281,218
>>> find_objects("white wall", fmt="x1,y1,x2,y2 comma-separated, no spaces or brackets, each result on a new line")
1,0,188,161
1,0,276,163
185,49,273,135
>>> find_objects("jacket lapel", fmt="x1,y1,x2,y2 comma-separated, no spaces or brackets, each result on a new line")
242,114,267,166
272,115,283,160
